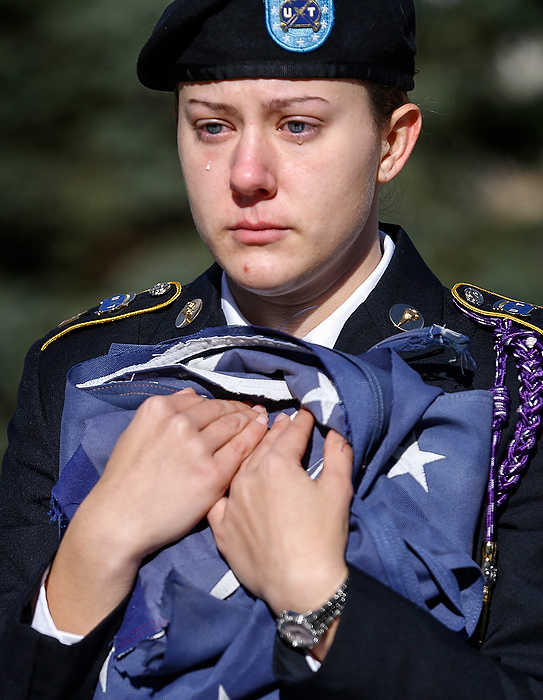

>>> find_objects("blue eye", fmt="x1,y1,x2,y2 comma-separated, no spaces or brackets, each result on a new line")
204,123,223,135
287,121,306,134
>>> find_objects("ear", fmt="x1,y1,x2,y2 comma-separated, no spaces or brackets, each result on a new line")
377,104,422,184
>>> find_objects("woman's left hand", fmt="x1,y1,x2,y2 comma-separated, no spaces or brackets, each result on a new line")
207,409,353,617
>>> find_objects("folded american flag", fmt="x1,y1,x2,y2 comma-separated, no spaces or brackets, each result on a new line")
51,326,492,699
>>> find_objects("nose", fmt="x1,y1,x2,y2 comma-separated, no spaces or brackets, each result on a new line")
229,128,277,206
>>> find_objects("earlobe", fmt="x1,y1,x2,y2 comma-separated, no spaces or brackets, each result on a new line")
377,104,422,184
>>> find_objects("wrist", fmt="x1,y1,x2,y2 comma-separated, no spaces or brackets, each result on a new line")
46,501,141,635
268,563,349,616
78,483,151,566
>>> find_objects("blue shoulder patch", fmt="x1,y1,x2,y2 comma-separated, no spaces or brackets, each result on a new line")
264,0,335,53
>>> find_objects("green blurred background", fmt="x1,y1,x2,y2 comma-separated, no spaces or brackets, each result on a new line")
1,0,542,456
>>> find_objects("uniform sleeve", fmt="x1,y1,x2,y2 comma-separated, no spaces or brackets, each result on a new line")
0,340,117,697
1,598,126,700
0,340,60,614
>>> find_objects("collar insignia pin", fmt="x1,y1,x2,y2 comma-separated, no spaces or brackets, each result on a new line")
176,298,204,329
389,304,425,331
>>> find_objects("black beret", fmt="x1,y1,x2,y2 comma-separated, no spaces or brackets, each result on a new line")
137,0,416,92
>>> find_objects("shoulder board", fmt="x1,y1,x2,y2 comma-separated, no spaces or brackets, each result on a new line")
41,281,182,352
452,283,543,336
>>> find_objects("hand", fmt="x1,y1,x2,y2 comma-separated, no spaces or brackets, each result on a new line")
208,410,353,618
88,387,269,559
47,388,268,634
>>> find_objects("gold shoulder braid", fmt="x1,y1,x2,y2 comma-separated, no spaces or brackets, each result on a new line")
41,281,182,352
453,283,543,644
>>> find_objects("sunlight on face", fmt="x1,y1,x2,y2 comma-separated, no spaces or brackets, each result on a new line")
177,79,386,303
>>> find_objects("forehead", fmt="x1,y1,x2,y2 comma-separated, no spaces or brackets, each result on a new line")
179,78,369,109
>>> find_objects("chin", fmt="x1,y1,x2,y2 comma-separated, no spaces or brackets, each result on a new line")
223,255,299,295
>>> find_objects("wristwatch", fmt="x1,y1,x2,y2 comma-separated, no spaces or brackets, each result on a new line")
276,577,349,650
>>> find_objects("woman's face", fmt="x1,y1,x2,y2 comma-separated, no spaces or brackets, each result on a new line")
177,78,387,302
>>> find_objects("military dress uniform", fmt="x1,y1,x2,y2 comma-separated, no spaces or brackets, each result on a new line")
1,226,543,698
3,0,543,696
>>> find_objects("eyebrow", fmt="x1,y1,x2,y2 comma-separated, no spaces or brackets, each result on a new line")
184,96,330,115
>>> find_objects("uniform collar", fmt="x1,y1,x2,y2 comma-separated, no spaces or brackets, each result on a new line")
335,224,445,354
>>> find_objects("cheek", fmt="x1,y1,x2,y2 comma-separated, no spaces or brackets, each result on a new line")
178,142,223,233
299,139,381,229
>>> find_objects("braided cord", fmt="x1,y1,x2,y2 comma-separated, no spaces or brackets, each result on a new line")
497,333,543,506
454,305,543,645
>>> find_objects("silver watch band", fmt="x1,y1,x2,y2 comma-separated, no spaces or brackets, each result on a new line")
277,576,349,650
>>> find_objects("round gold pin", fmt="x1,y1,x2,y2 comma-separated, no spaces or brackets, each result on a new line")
175,299,204,329
389,304,425,331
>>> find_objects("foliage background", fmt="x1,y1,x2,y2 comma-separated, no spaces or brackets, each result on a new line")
1,0,542,456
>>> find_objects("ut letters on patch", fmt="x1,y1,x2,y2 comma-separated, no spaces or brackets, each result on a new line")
264,0,335,52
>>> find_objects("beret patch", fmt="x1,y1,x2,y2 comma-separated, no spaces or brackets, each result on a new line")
264,0,335,54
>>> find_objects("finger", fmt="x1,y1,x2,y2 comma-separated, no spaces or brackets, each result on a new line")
201,408,266,453
320,430,354,486
272,409,315,462
207,496,228,534
133,387,204,426
238,411,292,471
179,396,257,431
214,412,269,473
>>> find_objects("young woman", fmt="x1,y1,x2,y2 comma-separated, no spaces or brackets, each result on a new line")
2,1,543,698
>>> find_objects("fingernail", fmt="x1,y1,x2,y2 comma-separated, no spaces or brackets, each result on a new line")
252,404,267,414
256,414,268,425
274,412,289,423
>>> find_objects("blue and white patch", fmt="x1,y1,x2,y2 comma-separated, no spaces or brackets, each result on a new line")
264,0,335,53
96,293,135,316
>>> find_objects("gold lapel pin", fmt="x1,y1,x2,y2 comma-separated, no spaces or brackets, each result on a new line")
176,299,204,329
389,304,425,331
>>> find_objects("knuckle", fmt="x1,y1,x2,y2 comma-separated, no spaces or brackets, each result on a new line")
138,395,167,420
224,411,249,431
169,412,192,435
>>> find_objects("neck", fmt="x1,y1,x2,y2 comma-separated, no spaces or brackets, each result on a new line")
227,232,383,337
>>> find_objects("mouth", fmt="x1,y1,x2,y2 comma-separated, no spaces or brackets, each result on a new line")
229,221,290,245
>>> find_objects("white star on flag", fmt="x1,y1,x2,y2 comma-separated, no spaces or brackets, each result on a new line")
218,686,230,700
387,435,446,493
301,371,340,423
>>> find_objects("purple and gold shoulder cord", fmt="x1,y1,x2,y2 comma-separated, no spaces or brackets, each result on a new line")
457,307,543,644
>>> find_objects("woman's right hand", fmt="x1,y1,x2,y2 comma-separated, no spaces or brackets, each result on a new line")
45,388,268,635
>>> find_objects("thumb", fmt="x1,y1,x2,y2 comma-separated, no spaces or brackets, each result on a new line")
207,496,228,534
320,430,354,488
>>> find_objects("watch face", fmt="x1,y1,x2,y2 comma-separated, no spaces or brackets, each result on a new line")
279,621,315,649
